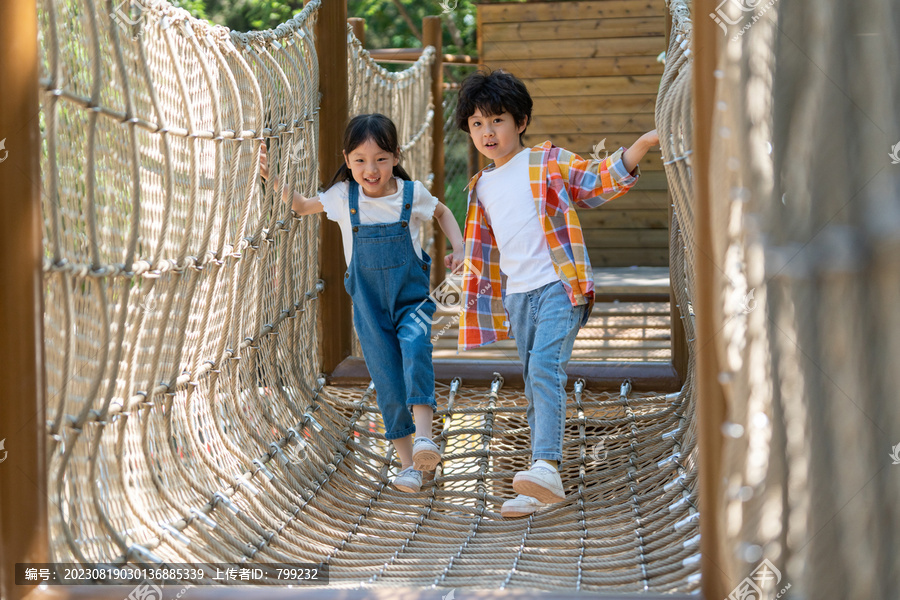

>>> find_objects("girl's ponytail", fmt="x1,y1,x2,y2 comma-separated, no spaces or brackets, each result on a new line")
392,164,412,181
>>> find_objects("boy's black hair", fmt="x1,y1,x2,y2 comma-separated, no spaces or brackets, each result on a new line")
455,69,533,143
325,113,412,190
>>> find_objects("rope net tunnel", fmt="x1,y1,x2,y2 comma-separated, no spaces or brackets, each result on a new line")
33,0,900,595
38,0,700,592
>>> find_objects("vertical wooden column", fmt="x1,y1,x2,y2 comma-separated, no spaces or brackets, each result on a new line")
423,16,446,288
693,0,728,598
316,0,352,373
348,17,365,46
0,0,49,598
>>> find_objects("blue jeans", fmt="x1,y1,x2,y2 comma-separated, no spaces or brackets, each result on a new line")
343,180,436,441
504,281,585,463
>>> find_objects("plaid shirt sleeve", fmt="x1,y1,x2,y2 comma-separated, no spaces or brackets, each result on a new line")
555,147,640,209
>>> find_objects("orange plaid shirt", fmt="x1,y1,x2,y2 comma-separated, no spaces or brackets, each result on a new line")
457,141,640,350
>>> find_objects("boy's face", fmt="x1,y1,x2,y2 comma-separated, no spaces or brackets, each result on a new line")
466,109,527,168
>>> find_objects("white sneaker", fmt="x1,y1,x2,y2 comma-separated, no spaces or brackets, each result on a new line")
501,494,544,518
512,461,565,504
392,466,422,493
412,437,442,471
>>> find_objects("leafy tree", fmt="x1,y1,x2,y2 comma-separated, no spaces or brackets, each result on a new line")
177,0,478,60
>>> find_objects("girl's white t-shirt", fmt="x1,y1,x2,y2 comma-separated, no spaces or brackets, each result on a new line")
318,177,439,266
475,148,559,294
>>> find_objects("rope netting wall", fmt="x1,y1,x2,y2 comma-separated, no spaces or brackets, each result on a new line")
708,0,900,596
39,0,326,569
35,0,707,593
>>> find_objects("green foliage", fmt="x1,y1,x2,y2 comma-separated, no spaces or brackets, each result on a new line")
176,0,477,59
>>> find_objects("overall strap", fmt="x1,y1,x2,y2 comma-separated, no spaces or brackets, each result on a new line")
348,180,361,227
398,179,414,225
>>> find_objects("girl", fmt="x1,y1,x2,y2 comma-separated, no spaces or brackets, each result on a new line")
260,113,464,493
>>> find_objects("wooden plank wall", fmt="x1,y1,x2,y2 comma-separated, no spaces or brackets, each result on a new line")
478,0,669,267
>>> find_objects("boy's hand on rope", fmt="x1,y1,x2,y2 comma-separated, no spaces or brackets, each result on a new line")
622,129,660,174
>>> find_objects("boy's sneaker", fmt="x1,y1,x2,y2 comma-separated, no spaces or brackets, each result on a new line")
501,494,543,518
512,460,565,504
392,466,422,493
412,437,442,471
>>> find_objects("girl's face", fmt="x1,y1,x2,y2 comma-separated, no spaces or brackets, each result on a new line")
343,138,400,198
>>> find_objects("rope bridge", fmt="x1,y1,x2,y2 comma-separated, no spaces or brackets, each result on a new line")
38,0,705,593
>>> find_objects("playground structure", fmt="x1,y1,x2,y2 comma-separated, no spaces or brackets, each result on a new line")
1,0,898,599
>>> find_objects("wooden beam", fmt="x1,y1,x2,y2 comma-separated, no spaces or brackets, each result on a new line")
423,16,446,289
366,48,475,65
0,0,49,598
366,48,424,61
482,36,665,62
481,16,666,42
348,17,365,47
520,75,663,97
693,0,728,596
330,357,681,392
531,94,657,116
478,0,667,24
494,56,664,79
316,0,352,374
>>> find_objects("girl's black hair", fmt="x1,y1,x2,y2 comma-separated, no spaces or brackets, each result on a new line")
324,113,412,190
455,69,533,143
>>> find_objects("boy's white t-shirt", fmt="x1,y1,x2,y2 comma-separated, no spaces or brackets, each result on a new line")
476,148,559,295
318,177,439,266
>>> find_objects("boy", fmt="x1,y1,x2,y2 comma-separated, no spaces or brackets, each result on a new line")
454,69,659,517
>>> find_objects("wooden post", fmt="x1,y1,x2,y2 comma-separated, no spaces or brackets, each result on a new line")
0,0,49,598
693,0,728,598
348,17,365,47
423,16,446,288
316,0,353,373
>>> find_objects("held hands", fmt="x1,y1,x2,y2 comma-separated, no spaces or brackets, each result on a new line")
444,247,465,273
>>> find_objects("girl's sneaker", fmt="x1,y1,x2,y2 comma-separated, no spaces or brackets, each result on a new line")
412,437,442,471
501,494,543,518
392,466,422,492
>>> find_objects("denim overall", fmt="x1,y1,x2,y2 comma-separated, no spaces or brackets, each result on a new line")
343,179,437,440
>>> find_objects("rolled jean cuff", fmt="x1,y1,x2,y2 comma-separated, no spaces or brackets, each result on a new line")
406,396,437,411
532,451,562,463
384,424,417,441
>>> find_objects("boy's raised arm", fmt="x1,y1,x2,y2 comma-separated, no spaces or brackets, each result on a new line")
622,129,659,174
565,129,659,209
